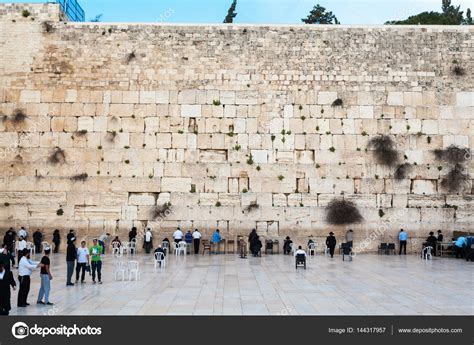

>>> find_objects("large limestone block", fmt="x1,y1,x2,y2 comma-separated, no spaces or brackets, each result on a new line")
161,177,191,192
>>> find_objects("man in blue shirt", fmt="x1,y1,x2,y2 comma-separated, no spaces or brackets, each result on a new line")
211,229,221,254
454,236,467,259
399,229,408,255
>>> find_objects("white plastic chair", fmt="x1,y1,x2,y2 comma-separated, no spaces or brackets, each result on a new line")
175,241,186,256
41,241,50,252
422,246,433,260
307,242,316,256
114,261,127,281
324,246,330,256
289,243,296,255
26,242,35,256
111,242,121,256
162,241,170,255
128,261,140,281
129,239,137,255
154,252,166,268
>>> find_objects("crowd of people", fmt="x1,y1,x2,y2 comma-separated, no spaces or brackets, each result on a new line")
0,225,472,315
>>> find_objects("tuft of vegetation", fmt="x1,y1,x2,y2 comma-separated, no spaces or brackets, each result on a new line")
440,164,470,193
56,208,64,216
325,199,363,225
126,51,136,63
215,201,222,207
151,202,172,219
48,147,66,165
278,175,284,181
452,65,465,76
75,129,87,136
394,163,412,180
11,109,28,123
246,154,254,165
70,173,88,182
42,21,54,33
190,184,196,193
22,9,31,18
368,135,399,167
212,100,221,106
243,202,259,213
106,131,117,142
331,98,343,107
378,209,385,218
434,145,470,164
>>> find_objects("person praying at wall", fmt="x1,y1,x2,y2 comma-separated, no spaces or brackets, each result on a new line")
326,232,336,258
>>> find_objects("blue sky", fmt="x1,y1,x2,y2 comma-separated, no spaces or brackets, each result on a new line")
3,0,473,24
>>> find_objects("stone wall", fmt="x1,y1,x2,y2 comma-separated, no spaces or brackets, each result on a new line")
0,3,472,252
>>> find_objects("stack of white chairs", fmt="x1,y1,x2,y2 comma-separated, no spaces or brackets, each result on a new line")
154,252,166,268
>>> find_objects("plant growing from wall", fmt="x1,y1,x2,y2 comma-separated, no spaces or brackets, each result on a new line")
440,164,470,193
48,147,66,165
126,51,136,63
212,100,221,106
56,208,64,216
434,145,470,164
246,154,254,165
151,202,172,219
367,135,399,167
331,98,343,107
325,199,363,225
22,9,31,18
243,202,259,213
10,109,28,124
42,21,54,33
70,173,88,182
394,163,412,180
75,129,87,136
106,131,117,142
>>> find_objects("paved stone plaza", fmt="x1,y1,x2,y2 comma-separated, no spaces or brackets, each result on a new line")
9,253,473,316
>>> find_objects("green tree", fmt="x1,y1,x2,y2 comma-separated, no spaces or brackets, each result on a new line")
223,0,237,23
302,4,340,24
385,0,470,25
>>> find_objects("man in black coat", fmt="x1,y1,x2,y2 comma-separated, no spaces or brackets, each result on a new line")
33,229,43,254
0,260,16,315
0,244,13,273
66,239,77,286
3,228,16,267
326,232,337,258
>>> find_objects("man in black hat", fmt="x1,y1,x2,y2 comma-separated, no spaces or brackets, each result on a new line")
67,229,76,244
426,231,438,256
3,228,16,267
66,237,77,286
0,260,16,315
326,232,337,258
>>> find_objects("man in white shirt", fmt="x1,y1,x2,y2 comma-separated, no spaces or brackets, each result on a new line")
144,228,153,254
294,246,307,257
76,241,89,283
18,227,28,241
17,237,27,267
192,229,202,254
17,249,41,307
173,228,184,244
98,233,110,254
